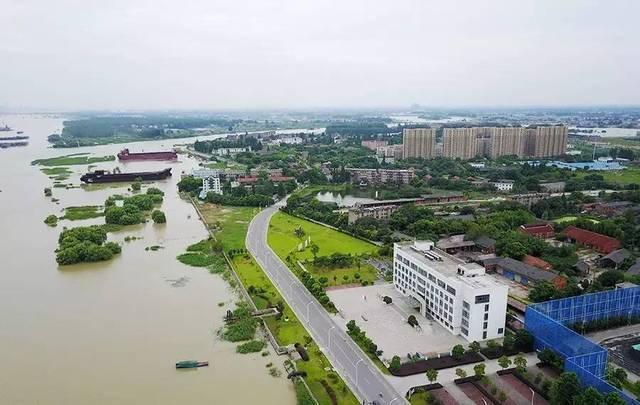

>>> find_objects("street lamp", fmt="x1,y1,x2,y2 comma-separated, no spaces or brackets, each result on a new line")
529,387,535,405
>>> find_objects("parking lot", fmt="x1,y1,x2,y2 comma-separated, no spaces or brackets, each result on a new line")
326,283,466,362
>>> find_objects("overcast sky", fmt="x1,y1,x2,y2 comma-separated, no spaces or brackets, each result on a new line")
1,0,638,111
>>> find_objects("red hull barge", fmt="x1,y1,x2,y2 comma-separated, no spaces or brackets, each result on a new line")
80,168,172,183
117,148,177,161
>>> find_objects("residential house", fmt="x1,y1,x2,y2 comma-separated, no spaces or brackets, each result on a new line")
563,226,621,254
519,223,555,239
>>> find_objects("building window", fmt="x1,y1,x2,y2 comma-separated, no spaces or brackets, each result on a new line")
437,279,446,288
462,310,469,319
463,301,470,310
483,331,487,339
498,328,504,334
461,327,468,336
484,313,488,321
483,322,488,329
475,294,490,304
484,304,489,312
447,285,456,295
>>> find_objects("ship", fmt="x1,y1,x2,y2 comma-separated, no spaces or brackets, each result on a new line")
80,168,172,183
0,124,11,132
0,135,28,141
175,360,209,369
117,148,177,161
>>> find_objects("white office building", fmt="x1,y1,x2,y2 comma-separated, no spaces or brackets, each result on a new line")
393,240,508,342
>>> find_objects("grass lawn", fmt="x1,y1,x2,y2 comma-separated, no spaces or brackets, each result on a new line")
600,168,640,185
268,212,379,285
195,205,359,405
32,153,115,166
268,212,377,261
198,203,258,250
231,254,358,405
553,215,600,224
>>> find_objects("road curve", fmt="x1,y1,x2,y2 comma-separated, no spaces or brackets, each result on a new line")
246,203,406,405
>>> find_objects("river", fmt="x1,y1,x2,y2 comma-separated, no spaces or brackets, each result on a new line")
0,114,295,405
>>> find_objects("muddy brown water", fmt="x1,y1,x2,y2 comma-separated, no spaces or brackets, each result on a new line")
0,114,295,405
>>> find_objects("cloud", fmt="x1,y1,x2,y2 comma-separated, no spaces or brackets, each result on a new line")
1,0,638,110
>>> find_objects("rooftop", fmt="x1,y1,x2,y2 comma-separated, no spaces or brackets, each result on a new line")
395,241,504,290
496,257,559,282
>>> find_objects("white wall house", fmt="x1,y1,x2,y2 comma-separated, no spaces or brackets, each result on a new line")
393,241,508,342
212,147,251,156
491,179,515,192
199,175,222,199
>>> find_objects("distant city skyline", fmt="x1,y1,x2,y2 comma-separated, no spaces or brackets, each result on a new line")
1,0,639,110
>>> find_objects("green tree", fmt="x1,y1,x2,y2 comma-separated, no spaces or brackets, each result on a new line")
597,270,625,288
310,242,319,260
486,339,498,350
498,355,512,370
503,334,516,350
473,363,486,378
451,344,465,360
131,182,141,191
529,281,557,302
425,368,438,384
513,355,527,373
468,341,481,353
389,356,401,373
549,372,581,405
604,392,627,405
177,175,201,194
573,387,603,405
455,368,467,379
151,210,166,224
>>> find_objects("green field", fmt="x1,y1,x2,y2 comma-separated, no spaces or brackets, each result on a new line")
194,205,358,405
40,167,73,180
32,153,115,167
600,167,640,185
268,212,377,261
60,205,104,220
267,212,379,285
198,203,258,250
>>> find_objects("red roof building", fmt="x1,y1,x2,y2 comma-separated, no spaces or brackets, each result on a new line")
563,225,621,254
237,175,294,184
523,255,553,271
519,223,555,239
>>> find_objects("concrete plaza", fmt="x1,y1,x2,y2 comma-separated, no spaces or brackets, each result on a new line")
327,283,466,363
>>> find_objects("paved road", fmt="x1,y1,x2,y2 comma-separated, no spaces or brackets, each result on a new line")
247,203,405,405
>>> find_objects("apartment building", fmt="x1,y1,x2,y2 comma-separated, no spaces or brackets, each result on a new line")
402,128,436,159
345,167,416,185
441,125,567,160
524,125,568,157
442,128,479,159
393,240,508,341
361,139,388,150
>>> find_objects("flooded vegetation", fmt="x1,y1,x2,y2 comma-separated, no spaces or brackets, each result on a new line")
0,114,294,405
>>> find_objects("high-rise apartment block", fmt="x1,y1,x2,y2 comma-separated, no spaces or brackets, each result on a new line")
524,126,568,158
441,125,567,160
403,128,436,159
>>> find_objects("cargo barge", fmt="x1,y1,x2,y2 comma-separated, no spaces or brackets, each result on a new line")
0,135,28,141
80,168,172,183
117,148,177,161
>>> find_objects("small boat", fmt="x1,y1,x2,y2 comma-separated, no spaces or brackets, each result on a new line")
175,360,209,369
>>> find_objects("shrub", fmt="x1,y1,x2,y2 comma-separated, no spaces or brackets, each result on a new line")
451,344,465,360
151,210,166,223
389,356,401,373
131,182,141,191
455,368,467,379
236,340,266,353
44,214,58,226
